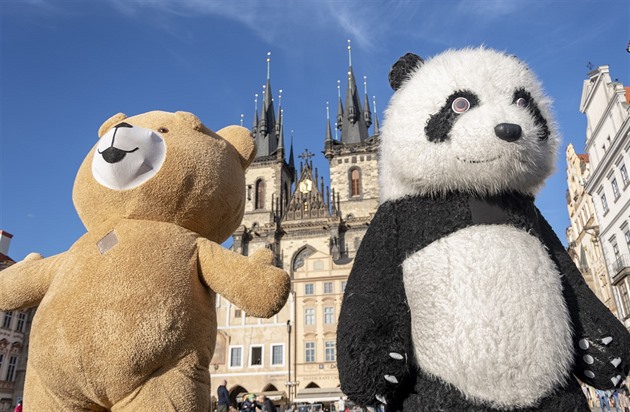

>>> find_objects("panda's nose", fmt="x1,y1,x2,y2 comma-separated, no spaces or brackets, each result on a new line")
494,123,522,142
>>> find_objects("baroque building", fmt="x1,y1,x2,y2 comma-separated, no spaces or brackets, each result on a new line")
0,231,33,412
565,144,617,315
210,45,381,410
580,64,630,329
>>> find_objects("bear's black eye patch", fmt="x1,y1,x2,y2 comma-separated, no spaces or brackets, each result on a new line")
425,90,480,143
513,89,549,140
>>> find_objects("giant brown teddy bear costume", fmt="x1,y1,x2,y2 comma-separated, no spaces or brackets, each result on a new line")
0,111,290,411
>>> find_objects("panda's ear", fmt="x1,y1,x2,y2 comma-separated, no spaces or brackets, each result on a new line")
98,113,127,138
388,53,424,91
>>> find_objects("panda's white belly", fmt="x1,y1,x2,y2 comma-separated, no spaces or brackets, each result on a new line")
402,224,573,408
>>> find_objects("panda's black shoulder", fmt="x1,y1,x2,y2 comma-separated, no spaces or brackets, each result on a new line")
384,191,540,259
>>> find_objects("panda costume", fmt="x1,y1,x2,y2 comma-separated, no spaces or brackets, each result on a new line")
336,48,630,412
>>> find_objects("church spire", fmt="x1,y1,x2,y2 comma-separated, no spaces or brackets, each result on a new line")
339,40,369,144
253,52,280,158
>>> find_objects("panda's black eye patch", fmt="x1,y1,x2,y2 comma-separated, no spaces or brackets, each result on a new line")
512,89,549,140
425,90,480,143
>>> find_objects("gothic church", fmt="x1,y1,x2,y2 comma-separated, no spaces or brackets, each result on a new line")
210,44,381,409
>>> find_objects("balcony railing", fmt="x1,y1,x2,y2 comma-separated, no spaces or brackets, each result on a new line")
611,254,630,283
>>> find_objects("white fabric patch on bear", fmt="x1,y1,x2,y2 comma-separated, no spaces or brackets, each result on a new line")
92,126,166,191
402,224,573,409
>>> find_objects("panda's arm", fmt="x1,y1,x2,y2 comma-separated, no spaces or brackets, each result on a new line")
536,211,630,389
337,201,413,409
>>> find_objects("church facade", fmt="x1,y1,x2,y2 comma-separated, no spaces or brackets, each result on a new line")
209,48,381,409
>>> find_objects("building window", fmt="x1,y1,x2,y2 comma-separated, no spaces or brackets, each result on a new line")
619,281,630,318
325,341,336,362
341,281,347,292
305,283,314,295
16,312,26,333
250,345,263,367
6,356,17,381
229,346,243,368
2,312,13,329
305,342,315,363
271,344,284,366
324,282,333,294
324,307,335,324
612,178,620,200
255,179,265,209
601,193,609,214
350,168,361,197
305,308,315,326
620,164,629,187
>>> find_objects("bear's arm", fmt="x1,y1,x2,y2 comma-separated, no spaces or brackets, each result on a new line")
536,211,630,390
0,252,61,310
196,238,290,318
337,201,413,409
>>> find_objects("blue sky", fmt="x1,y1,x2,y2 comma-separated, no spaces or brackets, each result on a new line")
1,0,629,261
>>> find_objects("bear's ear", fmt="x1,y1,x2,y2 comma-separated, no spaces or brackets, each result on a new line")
388,53,424,91
175,111,204,131
217,126,256,170
98,113,128,138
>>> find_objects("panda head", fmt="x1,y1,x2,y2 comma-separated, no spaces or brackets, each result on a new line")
379,47,559,201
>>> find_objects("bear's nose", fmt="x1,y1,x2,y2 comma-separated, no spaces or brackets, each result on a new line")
99,147,128,164
494,123,522,142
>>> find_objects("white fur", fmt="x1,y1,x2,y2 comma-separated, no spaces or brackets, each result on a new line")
402,225,573,408
379,47,559,201
92,125,166,191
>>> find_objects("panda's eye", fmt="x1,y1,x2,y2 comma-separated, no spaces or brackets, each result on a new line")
515,97,529,108
451,97,471,114
158,127,169,133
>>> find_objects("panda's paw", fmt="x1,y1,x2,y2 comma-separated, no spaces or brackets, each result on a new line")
575,336,628,389
375,350,409,405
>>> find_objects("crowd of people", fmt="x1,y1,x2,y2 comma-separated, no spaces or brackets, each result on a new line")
582,383,630,412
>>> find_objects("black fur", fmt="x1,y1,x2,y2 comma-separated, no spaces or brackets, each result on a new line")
337,191,630,411
389,53,424,91
425,90,480,143
512,89,550,140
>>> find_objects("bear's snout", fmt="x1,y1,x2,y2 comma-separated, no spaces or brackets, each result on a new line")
98,146,139,164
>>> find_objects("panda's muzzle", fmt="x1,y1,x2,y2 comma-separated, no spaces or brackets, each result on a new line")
494,123,522,142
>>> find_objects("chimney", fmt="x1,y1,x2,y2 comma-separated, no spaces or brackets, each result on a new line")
0,231,13,257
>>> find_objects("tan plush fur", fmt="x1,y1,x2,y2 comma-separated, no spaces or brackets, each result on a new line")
0,111,290,411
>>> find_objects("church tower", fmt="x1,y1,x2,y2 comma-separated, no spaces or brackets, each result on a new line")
324,40,380,258
213,44,381,409
232,52,296,261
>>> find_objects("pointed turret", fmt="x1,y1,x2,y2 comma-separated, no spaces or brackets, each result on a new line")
336,80,343,131
289,133,295,174
324,102,335,160
252,94,259,135
363,76,372,128
372,95,380,136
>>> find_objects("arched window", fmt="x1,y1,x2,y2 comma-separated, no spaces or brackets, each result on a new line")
350,168,361,197
255,179,265,209
283,183,290,207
